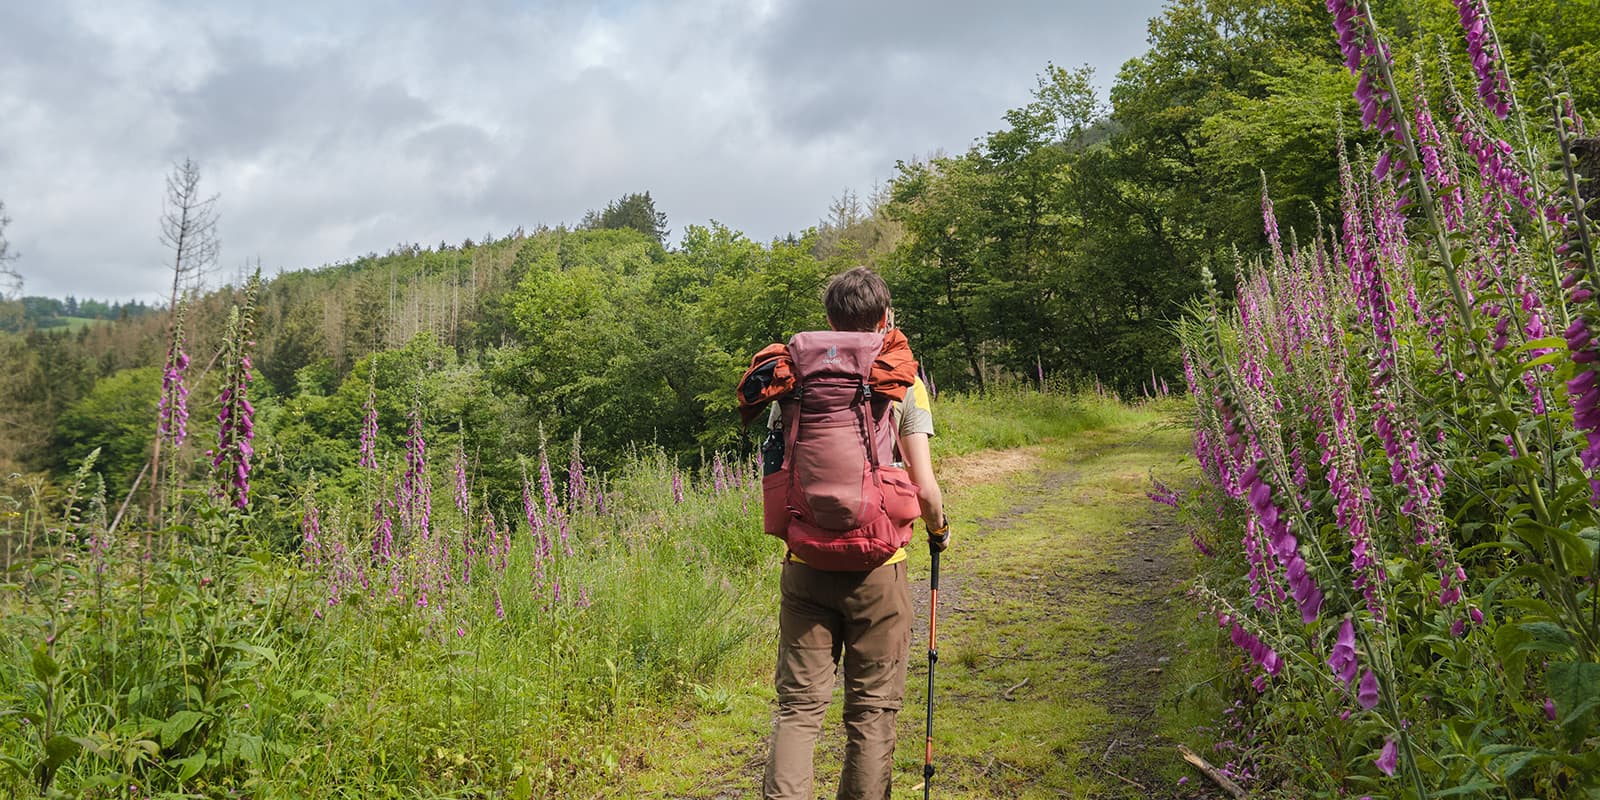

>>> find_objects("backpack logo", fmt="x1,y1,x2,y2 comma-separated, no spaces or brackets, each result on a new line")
821,345,840,365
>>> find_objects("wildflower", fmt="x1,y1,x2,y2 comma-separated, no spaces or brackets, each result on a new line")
568,431,589,512
712,452,728,494
1413,77,1467,232
522,463,545,542
494,589,506,620
301,493,324,567
157,300,191,447
372,497,395,563
1374,737,1398,776
1565,317,1600,500
401,397,432,538
1545,697,1557,721
1452,0,1511,119
210,276,261,509
1327,618,1359,687
672,468,685,505
1357,669,1381,710
454,442,470,519
1146,480,1180,508
539,439,559,521
359,381,378,470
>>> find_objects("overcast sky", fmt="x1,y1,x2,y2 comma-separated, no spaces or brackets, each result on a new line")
0,0,1166,301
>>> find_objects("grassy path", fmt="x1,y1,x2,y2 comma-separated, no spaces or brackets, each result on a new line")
617,413,1215,799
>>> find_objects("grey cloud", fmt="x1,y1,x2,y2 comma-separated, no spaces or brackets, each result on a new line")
169,42,435,158
0,0,1165,300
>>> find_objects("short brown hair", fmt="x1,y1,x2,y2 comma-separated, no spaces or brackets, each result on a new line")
823,266,891,332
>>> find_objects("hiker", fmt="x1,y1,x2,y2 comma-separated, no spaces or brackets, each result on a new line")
736,266,949,800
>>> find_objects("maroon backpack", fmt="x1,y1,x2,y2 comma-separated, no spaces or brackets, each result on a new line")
761,331,921,571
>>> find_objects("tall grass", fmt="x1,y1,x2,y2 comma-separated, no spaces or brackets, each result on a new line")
933,384,1166,456
0,388,1143,798
0,448,769,799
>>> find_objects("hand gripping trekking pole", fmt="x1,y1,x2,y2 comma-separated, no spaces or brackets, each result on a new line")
923,544,941,799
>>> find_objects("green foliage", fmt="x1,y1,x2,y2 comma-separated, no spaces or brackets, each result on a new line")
54,367,160,496
1172,2,1600,792
580,190,670,244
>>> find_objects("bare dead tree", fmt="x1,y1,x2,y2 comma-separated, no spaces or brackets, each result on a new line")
149,159,219,526
159,158,220,307
0,201,20,301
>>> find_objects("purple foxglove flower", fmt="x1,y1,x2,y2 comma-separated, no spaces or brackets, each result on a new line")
1545,697,1557,721
359,386,379,470
211,279,261,509
157,305,191,448
1375,737,1398,776
539,442,559,521
672,469,685,504
401,399,432,538
1357,669,1381,710
568,432,589,512
1328,619,1359,686
454,443,470,518
1453,0,1511,119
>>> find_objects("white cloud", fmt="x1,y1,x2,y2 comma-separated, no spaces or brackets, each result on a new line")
0,0,1165,300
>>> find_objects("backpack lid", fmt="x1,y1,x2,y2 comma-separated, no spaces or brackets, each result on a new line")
787,331,883,383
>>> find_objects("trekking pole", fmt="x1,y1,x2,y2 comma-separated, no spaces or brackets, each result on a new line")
923,544,941,800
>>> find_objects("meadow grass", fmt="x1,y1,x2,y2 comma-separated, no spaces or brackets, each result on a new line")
0,390,1200,799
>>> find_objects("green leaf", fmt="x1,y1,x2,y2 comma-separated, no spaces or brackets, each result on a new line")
1435,780,1502,796
42,735,80,770
221,641,279,668
1547,661,1600,730
1513,621,1576,657
1515,350,1567,377
511,773,533,800
1515,336,1566,354
0,754,29,777
174,751,207,782
30,647,60,683
161,710,205,748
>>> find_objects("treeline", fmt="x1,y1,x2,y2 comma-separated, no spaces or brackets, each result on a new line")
1,0,1594,537
879,0,1596,391
0,296,156,333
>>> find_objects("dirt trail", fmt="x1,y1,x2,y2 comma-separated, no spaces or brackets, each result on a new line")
622,422,1216,799
901,434,1215,799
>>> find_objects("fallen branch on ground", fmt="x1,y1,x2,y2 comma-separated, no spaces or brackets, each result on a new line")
1001,677,1030,700
1178,744,1246,799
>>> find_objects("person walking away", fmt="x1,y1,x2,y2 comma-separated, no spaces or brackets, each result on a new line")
736,266,950,800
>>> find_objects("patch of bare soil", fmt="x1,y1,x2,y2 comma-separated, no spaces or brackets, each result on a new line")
935,447,1044,489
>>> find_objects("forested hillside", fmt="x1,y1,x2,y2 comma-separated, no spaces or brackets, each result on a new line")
1,0,1594,520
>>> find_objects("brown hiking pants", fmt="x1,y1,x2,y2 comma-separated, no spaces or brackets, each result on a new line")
763,559,912,800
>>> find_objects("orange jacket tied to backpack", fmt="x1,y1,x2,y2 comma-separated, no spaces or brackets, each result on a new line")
736,329,922,571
